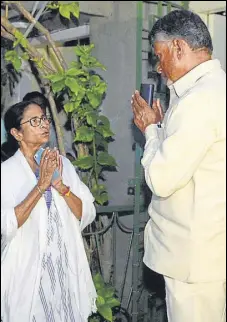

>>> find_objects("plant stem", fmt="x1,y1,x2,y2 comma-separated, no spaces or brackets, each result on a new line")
5,4,8,19
1,25,15,41
1,16,55,73
44,85,66,155
11,1,68,71
92,136,98,185
1,15,66,155
73,116,89,157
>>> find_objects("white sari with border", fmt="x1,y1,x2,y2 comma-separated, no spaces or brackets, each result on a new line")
1,149,97,322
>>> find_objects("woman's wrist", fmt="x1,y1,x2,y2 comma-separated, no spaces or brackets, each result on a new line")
55,181,69,195
37,181,47,193
36,184,45,195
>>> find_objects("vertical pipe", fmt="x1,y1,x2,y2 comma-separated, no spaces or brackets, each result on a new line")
149,14,155,32
157,1,163,17
132,2,143,321
120,232,134,303
167,2,172,13
182,1,189,9
112,212,117,289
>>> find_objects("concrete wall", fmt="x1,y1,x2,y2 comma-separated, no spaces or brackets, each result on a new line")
189,1,226,14
189,1,226,71
89,2,137,306
90,3,137,208
89,1,173,207
209,14,226,71
192,13,226,72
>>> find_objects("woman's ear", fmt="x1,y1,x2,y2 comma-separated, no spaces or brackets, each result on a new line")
10,128,23,142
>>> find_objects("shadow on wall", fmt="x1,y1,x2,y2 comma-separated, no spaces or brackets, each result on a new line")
143,264,168,322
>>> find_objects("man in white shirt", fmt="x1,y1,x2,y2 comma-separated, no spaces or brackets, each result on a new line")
131,10,226,322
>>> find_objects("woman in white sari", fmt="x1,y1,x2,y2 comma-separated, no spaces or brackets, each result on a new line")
1,100,97,322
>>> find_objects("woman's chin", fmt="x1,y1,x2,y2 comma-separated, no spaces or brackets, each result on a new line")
41,134,50,144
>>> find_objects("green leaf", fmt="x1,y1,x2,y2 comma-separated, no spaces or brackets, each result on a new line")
36,57,45,69
86,112,98,127
74,126,94,142
91,185,108,205
97,286,114,299
95,193,109,205
79,77,88,83
97,152,117,167
73,99,82,110
91,184,106,195
5,50,16,60
66,68,86,77
97,305,113,322
21,52,29,60
96,81,107,95
74,88,86,100
14,30,22,39
59,4,71,19
93,273,105,290
45,73,65,83
4,50,22,71
12,57,22,72
74,47,84,57
73,156,93,170
105,297,120,308
65,77,80,94
87,92,102,109
96,125,114,139
20,37,28,49
52,80,65,94
94,61,107,71
89,317,100,322
64,102,74,113
47,3,59,9
81,55,106,70
70,2,80,18
90,75,101,85
75,44,95,57
84,44,95,54
70,61,82,69
95,133,108,151
80,55,96,67
96,295,105,306
13,30,28,49
13,39,20,48
99,115,110,127
103,287,115,299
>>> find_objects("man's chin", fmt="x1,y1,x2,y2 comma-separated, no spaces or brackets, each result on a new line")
160,75,168,84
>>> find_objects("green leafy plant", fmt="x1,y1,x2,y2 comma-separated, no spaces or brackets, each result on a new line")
45,43,117,204
89,273,120,322
47,1,79,20
2,1,117,205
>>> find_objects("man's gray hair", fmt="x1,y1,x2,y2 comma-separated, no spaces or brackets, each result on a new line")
149,10,213,54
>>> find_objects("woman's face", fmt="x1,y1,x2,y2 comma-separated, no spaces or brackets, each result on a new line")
12,104,51,148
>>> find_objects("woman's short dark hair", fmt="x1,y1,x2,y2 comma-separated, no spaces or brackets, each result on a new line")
2,100,45,159
4,100,46,133
23,91,50,110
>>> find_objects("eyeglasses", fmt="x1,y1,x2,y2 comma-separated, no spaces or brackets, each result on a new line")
20,115,52,127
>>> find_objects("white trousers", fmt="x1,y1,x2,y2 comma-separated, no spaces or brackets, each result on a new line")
164,276,226,322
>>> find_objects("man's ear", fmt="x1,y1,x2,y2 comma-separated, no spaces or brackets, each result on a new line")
172,39,186,60
10,128,23,142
